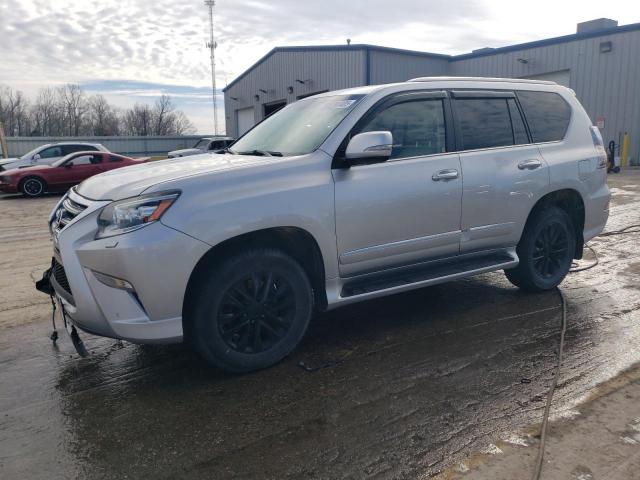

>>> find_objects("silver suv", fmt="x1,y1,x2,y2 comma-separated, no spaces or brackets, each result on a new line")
44,78,609,372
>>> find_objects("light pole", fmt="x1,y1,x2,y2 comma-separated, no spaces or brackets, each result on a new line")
205,0,219,135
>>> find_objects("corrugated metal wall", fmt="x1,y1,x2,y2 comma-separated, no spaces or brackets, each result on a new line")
224,49,366,137
369,50,449,84
4,135,210,158
450,29,640,162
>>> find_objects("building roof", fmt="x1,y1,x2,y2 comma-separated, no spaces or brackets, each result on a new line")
224,21,640,92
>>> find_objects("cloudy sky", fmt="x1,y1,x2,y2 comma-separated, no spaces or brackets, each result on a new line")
2,0,639,133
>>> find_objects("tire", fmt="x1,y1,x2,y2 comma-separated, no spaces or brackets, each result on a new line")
189,249,314,373
505,206,576,292
20,176,46,197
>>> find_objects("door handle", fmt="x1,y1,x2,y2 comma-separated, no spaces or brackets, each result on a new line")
518,159,543,170
432,169,459,181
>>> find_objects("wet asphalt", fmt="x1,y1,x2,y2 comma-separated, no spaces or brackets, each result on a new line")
1,171,639,479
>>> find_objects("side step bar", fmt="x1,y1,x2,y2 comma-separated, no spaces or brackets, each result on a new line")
341,249,518,298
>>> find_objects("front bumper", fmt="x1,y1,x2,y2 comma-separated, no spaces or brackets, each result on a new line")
49,189,210,344
0,182,18,193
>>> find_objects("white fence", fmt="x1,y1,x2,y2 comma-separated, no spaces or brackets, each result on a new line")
3,135,214,158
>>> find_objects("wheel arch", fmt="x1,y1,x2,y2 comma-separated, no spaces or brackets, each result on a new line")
182,226,327,341
523,188,585,259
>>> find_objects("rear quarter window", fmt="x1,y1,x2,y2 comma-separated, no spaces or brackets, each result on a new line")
516,91,572,143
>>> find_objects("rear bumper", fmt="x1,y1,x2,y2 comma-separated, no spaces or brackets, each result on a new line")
584,183,610,242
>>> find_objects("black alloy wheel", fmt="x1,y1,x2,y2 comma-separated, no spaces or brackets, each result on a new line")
189,249,313,372
217,271,296,354
531,222,570,279
505,206,576,291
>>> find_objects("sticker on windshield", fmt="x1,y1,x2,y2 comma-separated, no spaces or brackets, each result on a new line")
333,100,357,109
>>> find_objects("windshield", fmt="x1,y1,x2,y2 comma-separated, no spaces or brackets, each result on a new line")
193,139,210,149
51,153,77,167
19,145,48,160
230,94,365,156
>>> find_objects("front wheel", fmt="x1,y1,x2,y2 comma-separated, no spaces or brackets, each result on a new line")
505,207,576,292
20,176,46,197
189,249,313,373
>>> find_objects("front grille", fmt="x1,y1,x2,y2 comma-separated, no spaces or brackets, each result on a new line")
52,258,72,297
51,194,88,236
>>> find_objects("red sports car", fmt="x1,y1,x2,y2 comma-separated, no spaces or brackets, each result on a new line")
0,151,149,197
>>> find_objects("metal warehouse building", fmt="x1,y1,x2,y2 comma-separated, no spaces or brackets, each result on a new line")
223,18,640,163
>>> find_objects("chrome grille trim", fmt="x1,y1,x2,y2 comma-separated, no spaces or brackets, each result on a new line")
51,193,88,236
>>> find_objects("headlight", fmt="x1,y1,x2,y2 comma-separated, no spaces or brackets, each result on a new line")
96,191,180,239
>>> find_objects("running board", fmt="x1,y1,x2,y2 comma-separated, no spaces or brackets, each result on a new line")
340,250,518,298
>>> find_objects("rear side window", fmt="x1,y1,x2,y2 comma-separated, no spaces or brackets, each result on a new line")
357,99,447,159
62,145,98,155
516,91,571,142
455,98,515,150
109,155,123,162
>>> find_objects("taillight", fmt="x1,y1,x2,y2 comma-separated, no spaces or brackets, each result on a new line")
590,126,607,169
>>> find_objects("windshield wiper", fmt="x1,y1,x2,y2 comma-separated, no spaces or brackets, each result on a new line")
235,149,282,157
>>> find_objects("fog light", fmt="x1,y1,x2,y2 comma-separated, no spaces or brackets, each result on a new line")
93,271,134,291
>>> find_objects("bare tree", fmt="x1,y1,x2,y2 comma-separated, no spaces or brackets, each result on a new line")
123,103,153,136
153,94,174,135
1,83,197,137
31,87,59,136
58,84,87,136
172,110,196,135
0,87,31,136
87,94,119,136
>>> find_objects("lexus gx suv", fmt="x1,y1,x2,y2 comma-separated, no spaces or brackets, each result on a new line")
43,77,609,372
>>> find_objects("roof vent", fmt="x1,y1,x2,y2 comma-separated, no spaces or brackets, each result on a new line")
577,18,618,33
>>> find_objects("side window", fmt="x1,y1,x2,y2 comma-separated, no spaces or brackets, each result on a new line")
209,141,223,150
507,98,529,145
516,91,571,143
109,155,123,162
39,146,63,158
455,98,514,150
357,99,447,159
69,155,94,166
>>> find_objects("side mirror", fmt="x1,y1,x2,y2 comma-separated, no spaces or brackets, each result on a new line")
344,131,393,165
32,153,41,162
64,163,73,169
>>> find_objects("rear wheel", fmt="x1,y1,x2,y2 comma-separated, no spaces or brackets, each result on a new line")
189,249,313,373
20,176,46,197
505,207,576,292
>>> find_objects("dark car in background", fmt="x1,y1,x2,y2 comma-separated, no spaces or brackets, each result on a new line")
0,151,149,197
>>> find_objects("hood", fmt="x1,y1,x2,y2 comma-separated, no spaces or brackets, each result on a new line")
76,153,284,201
0,157,20,167
168,148,202,157
1,164,52,175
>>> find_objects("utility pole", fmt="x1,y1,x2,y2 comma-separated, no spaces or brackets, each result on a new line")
205,0,219,135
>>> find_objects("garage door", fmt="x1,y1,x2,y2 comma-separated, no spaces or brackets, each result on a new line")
522,70,571,87
236,107,255,136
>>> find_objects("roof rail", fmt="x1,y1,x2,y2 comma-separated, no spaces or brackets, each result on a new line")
407,76,556,85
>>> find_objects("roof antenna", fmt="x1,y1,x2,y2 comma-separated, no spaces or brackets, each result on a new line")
346,38,351,46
